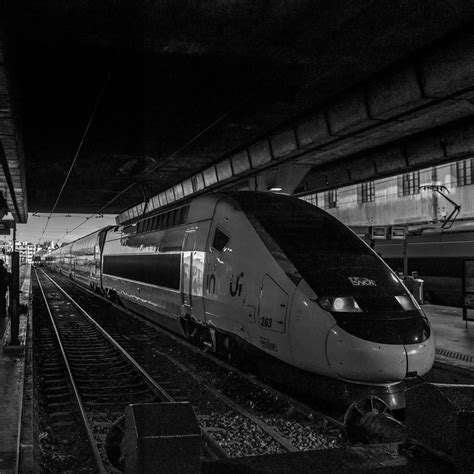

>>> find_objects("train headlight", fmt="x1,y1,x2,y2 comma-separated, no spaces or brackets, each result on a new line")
395,295,417,311
317,296,362,313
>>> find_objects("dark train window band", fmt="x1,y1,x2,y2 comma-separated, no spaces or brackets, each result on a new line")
103,254,180,289
212,228,230,252
136,205,190,234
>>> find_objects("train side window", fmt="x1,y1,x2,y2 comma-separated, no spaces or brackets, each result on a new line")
212,228,230,252
166,211,172,228
137,221,143,233
173,208,181,226
181,206,189,224
151,216,158,230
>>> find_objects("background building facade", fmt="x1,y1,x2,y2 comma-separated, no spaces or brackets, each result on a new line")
301,158,474,227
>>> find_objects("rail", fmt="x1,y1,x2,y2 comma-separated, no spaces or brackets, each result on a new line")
35,270,107,473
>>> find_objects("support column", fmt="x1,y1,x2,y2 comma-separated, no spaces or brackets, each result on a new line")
431,166,438,222
8,251,19,346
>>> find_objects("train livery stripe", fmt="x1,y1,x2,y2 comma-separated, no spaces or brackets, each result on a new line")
103,254,180,289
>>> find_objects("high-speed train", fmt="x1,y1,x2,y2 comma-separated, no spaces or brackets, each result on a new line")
44,192,435,411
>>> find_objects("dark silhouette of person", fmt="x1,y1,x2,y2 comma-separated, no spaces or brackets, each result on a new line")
0,259,11,318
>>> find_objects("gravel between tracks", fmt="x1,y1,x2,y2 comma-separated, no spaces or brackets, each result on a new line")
51,272,345,456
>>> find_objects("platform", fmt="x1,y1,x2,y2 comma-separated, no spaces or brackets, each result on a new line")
423,304,474,371
0,265,31,474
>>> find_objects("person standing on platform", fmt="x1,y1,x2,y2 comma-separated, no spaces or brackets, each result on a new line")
0,259,11,318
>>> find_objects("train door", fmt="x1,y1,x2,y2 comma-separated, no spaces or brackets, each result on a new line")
181,227,206,323
258,275,291,357
91,244,100,281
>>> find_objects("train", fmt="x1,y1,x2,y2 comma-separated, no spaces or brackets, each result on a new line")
371,222,474,307
43,191,435,413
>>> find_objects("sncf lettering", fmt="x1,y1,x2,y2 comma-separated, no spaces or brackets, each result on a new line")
348,277,377,287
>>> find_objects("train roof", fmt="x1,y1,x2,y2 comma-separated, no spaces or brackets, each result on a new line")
410,220,474,235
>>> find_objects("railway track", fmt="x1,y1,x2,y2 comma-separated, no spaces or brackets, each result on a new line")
34,269,345,471
35,270,175,471
36,269,467,471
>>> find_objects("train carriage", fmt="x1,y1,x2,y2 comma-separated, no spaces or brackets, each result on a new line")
373,223,474,306
45,191,435,412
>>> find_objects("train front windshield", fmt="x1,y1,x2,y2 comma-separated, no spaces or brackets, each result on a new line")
232,192,430,344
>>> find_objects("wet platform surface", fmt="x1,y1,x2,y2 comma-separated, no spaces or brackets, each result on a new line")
423,304,474,370
0,266,30,474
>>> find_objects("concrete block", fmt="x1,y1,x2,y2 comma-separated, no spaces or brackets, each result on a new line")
0,68,7,88
444,119,474,157
0,94,11,111
301,170,329,192
215,158,232,181
203,166,218,187
348,156,376,182
296,113,330,147
182,178,194,196
423,34,474,97
0,118,14,135
248,139,272,167
406,133,445,166
158,191,168,206
270,128,298,159
165,188,175,204
367,67,424,119
324,162,350,188
0,136,17,150
192,172,205,192
326,90,373,135
123,402,201,474
231,150,251,174
373,146,406,175
148,195,160,211
173,183,184,200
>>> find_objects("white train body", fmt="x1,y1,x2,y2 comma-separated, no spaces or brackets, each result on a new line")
45,192,435,409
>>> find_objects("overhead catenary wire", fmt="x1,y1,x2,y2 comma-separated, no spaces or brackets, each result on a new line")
55,109,231,244
38,77,109,243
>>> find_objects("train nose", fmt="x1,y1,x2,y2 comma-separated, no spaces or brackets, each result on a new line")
326,324,407,382
404,335,436,376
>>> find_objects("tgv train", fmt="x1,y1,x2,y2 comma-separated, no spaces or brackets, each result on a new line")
372,222,474,307
44,192,435,411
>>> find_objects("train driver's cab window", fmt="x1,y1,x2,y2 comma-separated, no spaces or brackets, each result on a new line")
212,228,230,252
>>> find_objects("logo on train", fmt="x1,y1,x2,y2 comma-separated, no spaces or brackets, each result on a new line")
207,273,216,294
348,276,377,287
230,272,244,297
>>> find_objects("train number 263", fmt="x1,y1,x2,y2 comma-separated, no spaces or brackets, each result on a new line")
260,317,273,328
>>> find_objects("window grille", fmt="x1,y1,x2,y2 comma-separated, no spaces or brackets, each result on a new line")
324,190,337,208
456,158,473,186
399,171,420,196
358,181,375,203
